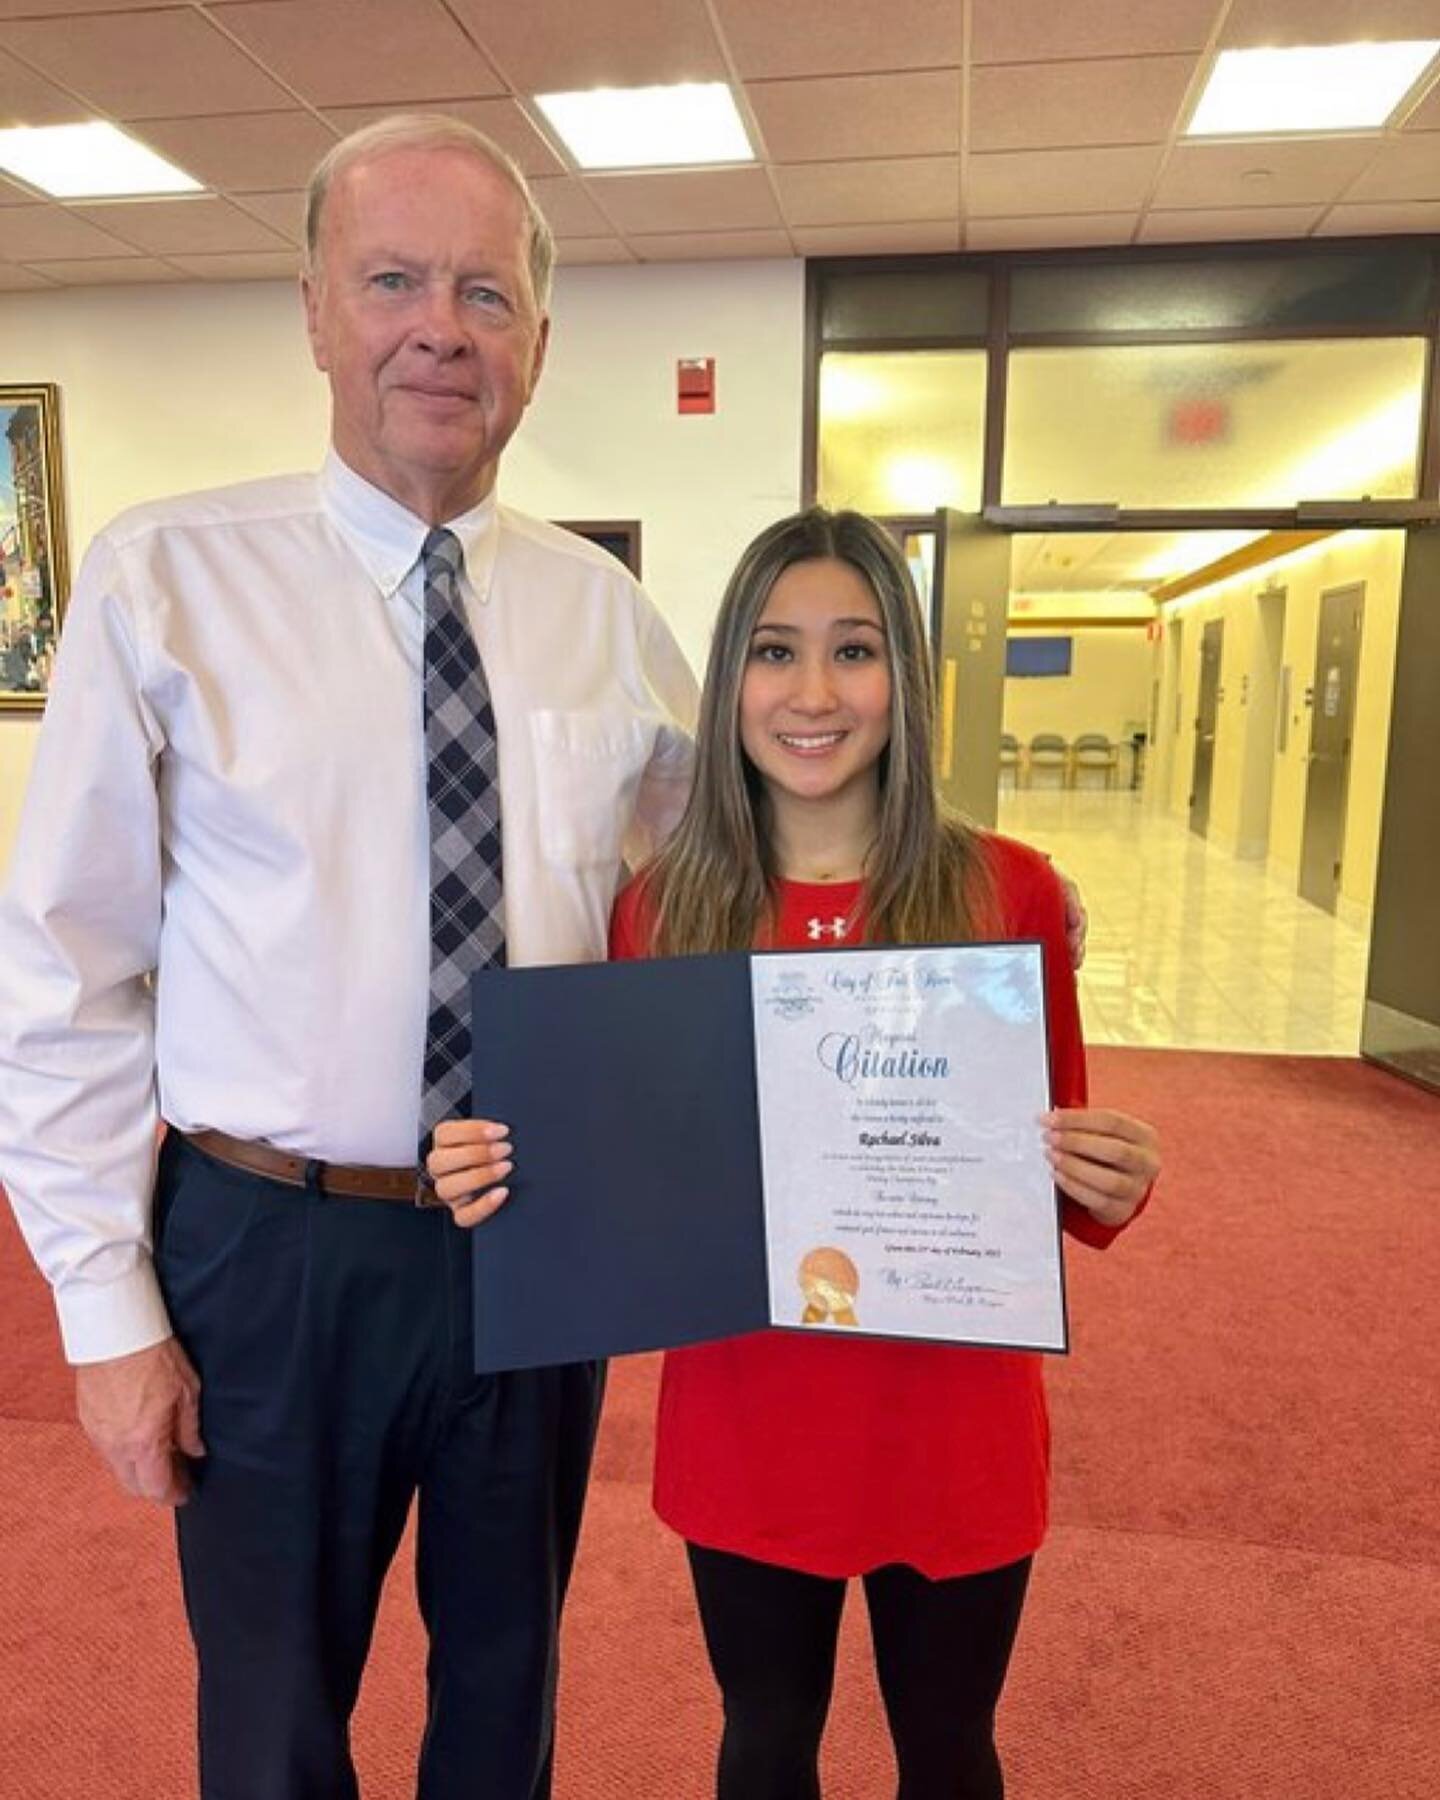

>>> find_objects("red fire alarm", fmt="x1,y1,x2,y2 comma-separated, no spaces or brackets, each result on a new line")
1167,397,1229,445
677,357,715,414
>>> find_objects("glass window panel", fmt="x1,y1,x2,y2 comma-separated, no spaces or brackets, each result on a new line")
1010,249,1434,336
1003,339,1427,508
818,351,987,515
899,529,937,606
819,269,988,343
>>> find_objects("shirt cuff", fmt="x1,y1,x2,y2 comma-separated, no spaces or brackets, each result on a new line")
1061,1184,1154,1251
55,1261,173,1365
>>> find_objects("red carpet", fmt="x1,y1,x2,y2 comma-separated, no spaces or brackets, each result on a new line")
2,1048,1437,1797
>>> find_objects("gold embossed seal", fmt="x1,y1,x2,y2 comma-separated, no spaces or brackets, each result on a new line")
798,1247,859,1326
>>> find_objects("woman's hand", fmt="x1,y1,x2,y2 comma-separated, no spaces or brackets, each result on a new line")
426,1118,513,1229
1041,1107,1158,1228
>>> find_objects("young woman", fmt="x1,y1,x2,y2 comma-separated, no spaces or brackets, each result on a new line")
429,508,1159,1800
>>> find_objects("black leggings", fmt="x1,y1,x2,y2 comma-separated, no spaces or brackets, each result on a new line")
686,1543,1032,1800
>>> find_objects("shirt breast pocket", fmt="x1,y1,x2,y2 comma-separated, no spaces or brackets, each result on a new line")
528,708,650,869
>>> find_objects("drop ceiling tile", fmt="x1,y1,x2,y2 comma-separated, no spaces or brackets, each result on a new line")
1403,82,1440,131
1221,0,1440,47
1138,204,1325,242
630,228,792,261
790,221,961,255
1342,135,1440,203
447,0,725,92
554,236,634,264
0,259,54,288
1,203,138,258
324,99,566,178
971,0,1219,64
585,167,781,234
0,11,295,120
231,189,306,243
1317,199,1440,233
967,145,1161,217
713,0,963,79
0,0,189,12
971,56,1197,152
1154,139,1382,209
531,176,614,239
0,44,88,124
747,71,961,163
774,157,959,226
166,250,302,280
212,0,505,108
134,113,338,193
71,195,290,256
21,255,185,284
965,213,1137,249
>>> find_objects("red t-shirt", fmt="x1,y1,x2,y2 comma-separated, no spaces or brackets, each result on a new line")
608,832,1128,1580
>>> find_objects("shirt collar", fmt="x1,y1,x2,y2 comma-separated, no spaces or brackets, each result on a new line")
320,449,501,604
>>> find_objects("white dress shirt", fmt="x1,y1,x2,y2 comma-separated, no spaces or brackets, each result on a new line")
0,453,698,1364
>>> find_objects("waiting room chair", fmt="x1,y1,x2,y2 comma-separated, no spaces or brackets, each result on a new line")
999,732,1021,790
1070,732,1120,789
1026,733,1070,789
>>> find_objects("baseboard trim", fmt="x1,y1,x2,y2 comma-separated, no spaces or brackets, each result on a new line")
1361,1000,1440,1095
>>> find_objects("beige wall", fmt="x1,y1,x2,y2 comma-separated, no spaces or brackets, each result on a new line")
505,260,805,670
0,260,806,874
2,282,330,866
1156,530,1405,913
1003,628,1154,755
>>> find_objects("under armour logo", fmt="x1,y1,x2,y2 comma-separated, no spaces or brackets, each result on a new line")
807,916,849,941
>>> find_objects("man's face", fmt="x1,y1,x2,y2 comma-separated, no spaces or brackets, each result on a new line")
303,146,549,522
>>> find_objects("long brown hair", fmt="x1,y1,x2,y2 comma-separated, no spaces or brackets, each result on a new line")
647,508,994,954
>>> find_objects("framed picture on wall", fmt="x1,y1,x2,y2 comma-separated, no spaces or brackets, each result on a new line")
557,519,642,578
1,384,70,714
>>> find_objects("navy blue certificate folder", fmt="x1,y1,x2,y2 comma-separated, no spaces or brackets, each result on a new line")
469,955,771,1372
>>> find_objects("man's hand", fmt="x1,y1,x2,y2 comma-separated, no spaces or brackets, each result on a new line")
75,1336,205,1507
1056,870,1088,970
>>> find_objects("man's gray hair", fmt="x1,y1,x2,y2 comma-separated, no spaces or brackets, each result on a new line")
304,113,555,311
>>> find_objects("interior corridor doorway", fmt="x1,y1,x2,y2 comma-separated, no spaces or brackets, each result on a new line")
1299,582,1366,915
915,514,1424,1053
1189,618,1225,839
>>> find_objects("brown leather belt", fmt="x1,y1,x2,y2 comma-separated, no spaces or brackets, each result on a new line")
181,1128,443,1207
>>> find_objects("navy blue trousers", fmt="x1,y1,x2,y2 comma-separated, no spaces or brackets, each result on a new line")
154,1133,603,1800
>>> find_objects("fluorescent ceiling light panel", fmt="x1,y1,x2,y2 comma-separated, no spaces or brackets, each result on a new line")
535,83,753,170
883,454,960,513
0,121,202,198
819,360,890,422
1188,41,1440,135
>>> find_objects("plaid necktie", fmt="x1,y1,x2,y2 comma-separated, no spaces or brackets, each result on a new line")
419,527,505,1142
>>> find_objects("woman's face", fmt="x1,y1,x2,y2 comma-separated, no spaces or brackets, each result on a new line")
738,556,892,814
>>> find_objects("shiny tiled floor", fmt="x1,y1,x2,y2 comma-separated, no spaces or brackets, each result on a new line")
998,785,1370,1053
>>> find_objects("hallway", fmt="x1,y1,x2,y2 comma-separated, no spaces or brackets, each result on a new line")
999,787,1370,1054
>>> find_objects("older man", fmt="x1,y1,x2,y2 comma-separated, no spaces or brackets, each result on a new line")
0,116,696,1798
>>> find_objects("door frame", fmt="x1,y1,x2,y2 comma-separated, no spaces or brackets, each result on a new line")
927,509,1434,828
1190,618,1225,839
1299,581,1366,914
